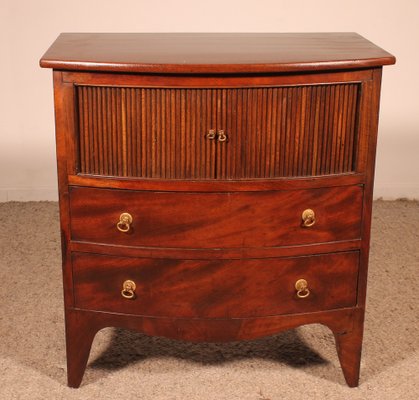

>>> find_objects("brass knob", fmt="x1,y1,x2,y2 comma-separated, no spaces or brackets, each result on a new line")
295,279,310,299
206,129,216,140
117,212,133,233
302,209,316,227
121,280,136,299
217,130,227,142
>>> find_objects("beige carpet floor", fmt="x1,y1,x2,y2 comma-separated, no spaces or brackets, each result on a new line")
0,200,418,399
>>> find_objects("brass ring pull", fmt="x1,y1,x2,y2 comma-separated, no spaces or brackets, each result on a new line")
302,209,316,227
206,129,216,140
117,212,133,233
121,280,136,299
217,130,227,142
295,279,310,299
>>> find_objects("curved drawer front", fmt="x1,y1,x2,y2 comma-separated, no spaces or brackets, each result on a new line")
72,251,359,318
69,185,363,249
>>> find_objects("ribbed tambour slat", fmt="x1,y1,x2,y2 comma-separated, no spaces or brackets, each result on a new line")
216,83,360,178
76,86,218,179
76,83,360,179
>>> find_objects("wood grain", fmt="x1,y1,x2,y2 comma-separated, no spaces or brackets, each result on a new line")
64,306,360,388
41,34,395,388
76,86,216,178
76,83,360,179
72,251,359,318
69,185,363,249
68,173,365,191
40,33,395,74
70,238,362,260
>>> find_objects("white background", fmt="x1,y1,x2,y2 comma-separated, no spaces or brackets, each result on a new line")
1,0,417,201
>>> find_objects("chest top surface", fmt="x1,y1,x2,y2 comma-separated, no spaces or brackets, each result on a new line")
40,32,395,74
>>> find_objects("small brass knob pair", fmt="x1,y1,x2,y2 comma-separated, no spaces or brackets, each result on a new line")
206,129,227,142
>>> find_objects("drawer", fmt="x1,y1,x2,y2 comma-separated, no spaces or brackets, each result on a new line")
72,251,359,318
69,185,363,249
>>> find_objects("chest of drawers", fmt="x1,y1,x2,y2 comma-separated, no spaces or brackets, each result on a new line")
40,33,395,388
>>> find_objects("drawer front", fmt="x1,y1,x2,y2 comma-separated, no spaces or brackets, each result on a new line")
69,185,363,249
72,251,359,318
75,83,360,179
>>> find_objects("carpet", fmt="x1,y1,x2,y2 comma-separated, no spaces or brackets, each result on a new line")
0,200,418,399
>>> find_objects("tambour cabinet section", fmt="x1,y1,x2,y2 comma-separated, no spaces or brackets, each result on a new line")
75,83,360,179
40,33,395,388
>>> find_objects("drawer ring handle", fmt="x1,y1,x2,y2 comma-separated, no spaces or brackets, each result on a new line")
206,129,216,140
302,209,316,227
217,130,227,142
117,212,133,233
121,280,136,299
295,279,310,299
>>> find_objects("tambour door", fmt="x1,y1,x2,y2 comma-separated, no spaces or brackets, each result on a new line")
76,86,219,179
216,84,360,179
75,82,361,180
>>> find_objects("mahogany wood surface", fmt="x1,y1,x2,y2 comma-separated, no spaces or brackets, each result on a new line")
62,68,373,86
40,33,395,73
56,68,376,179
69,185,362,249
68,173,365,192
70,238,362,260
72,251,359,318
75,83,360,179
65,306,361,388
40,34,395,388
334,307,365,387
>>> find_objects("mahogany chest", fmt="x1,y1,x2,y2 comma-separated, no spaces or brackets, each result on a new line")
40,33,395,387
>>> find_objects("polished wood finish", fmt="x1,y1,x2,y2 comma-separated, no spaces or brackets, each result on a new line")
65,306,360,388
69,185,363,248
72,252,359,317
40,33,395,73
76,83,360,178
68,173,365,191
70,238,362,260
40,33,395,388
333,306,365,387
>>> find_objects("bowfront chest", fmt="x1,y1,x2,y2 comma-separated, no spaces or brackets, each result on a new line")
40,33,395,387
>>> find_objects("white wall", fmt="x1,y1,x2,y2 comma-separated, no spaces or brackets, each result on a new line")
0,0,417,201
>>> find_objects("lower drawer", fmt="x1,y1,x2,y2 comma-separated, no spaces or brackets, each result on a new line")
72,251,359,318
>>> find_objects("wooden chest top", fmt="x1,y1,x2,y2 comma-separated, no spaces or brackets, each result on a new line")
40,32,395,74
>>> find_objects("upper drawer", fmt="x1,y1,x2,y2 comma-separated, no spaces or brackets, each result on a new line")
69,185,363,249
75,83,360,180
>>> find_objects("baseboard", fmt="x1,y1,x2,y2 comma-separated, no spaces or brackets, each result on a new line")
373,183,419,200
0,188,58,202
0,185,418,202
